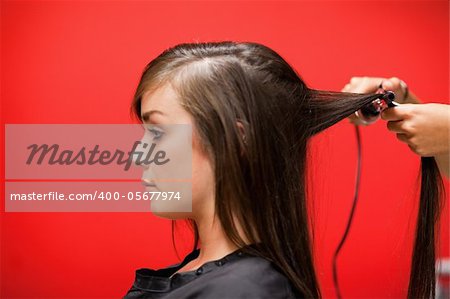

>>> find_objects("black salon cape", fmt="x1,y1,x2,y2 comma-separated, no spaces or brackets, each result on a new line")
123,246,301,299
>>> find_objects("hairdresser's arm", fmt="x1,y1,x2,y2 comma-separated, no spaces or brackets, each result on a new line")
342,76,421,125
381,103,450,178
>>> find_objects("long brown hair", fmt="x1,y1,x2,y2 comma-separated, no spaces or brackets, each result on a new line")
131,41,444,298
408,157,445,298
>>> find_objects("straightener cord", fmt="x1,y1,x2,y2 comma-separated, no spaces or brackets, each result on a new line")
332,124,362,299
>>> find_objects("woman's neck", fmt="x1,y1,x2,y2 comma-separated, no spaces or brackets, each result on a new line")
173,199,254,275
170,216,238,277
193,213,239,263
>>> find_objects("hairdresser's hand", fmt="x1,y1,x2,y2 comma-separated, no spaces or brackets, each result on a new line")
381,103,450,177
381,103,449,156
341,76,421,125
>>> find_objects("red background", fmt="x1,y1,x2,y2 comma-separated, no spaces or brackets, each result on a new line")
1,1,449,298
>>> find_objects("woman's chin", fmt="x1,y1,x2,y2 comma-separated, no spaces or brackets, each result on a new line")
151,210,192,220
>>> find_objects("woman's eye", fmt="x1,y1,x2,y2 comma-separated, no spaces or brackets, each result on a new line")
147,127,164,140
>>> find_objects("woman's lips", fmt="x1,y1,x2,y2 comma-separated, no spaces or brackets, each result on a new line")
141,179,157,187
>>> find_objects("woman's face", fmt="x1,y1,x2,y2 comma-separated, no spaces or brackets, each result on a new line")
139,83,214,220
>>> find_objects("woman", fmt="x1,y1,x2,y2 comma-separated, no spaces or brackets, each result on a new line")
123,42,436,298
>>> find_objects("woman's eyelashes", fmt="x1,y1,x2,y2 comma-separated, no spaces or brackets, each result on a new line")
146,126,165,140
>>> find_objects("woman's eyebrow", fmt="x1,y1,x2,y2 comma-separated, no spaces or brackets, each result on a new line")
141,110,165,122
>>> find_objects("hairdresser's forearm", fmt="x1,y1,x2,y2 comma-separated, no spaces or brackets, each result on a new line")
434,153,450,178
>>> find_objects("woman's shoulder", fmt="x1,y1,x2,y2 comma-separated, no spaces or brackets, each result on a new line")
214,254,295,290
124,247,302,299
175,251,300,298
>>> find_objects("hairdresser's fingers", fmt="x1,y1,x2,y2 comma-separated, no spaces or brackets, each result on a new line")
348,113,368,126
397,137,423,156
396,133,410,143
387,120,407,133
341,84,351,92
350,77,362,84
381,80,393,92
382,77,409,104
342,76,385,94
381,108,403,121
348,113,357,122
381,104,415,121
